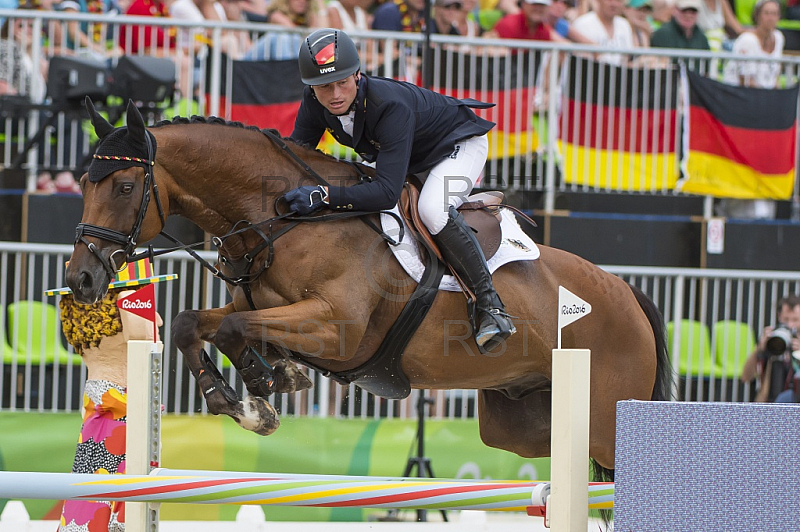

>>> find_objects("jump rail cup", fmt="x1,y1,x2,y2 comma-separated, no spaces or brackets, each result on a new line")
126,340,163,532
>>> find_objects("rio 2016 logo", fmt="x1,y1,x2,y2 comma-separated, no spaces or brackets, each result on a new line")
561,304,587,315
121,299,152,310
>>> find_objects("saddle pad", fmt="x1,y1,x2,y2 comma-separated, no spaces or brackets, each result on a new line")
380,206,540,292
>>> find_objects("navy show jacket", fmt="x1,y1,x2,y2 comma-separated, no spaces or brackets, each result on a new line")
290,74,495,211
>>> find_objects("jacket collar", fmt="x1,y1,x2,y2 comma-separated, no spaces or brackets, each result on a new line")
351,74,368,146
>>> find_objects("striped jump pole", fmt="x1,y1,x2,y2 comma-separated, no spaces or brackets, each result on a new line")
0,470,613,511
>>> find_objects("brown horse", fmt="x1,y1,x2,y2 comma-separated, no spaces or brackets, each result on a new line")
66,101,670,480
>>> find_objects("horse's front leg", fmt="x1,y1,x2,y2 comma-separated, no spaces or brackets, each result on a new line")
171,303,280,436
214,298,369,370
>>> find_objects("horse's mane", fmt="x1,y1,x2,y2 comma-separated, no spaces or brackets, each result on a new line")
151,115,336,162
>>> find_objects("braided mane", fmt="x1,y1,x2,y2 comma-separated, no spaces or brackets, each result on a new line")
151,115,324,154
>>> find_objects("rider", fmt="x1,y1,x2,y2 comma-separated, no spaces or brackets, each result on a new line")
284,28,516,353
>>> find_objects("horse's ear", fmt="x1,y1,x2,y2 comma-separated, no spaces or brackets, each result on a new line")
125,99,147,142
85,96,114,139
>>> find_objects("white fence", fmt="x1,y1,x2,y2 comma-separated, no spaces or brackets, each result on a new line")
0,241,796,418
1,11,800,206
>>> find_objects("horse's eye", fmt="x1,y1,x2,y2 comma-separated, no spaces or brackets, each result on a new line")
121,183,134,195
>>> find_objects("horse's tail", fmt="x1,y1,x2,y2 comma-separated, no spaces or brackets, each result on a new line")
628,282,673,402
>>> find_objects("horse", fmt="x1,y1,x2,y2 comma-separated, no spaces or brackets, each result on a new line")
66,100,671,483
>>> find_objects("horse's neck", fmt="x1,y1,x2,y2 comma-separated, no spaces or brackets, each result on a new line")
157,127,268,251
156,126,347,254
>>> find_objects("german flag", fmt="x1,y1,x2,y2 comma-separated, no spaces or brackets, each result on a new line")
225,59,306,136
679,70,798,200
559,57,680,190
430,51,543,160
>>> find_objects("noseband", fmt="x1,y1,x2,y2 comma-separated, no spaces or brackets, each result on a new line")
74,131,166,280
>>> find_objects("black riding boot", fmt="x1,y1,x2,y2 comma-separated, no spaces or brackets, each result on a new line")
433,206,516,353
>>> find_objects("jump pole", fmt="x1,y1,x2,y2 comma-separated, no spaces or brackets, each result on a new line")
126,339,163,532
548,286,592,531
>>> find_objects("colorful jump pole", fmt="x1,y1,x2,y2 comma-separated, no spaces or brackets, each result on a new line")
0,470,612,511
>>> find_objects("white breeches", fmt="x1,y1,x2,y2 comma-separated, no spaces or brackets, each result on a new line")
417,134,489,235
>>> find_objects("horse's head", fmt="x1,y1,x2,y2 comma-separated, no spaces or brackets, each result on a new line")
66,98,168,304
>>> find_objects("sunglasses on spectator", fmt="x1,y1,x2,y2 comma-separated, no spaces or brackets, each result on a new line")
555,0,575,5
680,7,698,12
442,2,463,7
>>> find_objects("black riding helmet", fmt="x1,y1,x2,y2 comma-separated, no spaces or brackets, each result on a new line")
298,28,361,86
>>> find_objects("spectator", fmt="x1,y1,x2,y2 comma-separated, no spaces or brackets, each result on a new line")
170,0,246,58
56,0,125,58
624,0,652,46
650,0,710,50
238,0,267,21
434,0,482,35
547,0,595,42
266,0,327,26
651,0,673,28
741,295,800,403
695,0,741,51
0,0,18,27
245,0,325,60
486,0,559,41
120,0,177,54
0,6,47,103
572,0,636,64
327,0,370,30
723,0,782,89
372,0,425,31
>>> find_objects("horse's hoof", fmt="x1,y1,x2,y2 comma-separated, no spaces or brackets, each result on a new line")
273,359,314,393
230,396,280,436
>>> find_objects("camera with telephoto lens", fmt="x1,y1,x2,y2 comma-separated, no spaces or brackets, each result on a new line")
765,323,797,357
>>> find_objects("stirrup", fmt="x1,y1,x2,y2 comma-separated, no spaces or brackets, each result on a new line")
474,308,517,352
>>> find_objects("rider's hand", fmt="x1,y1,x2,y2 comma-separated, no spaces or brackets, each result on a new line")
285,185,328,215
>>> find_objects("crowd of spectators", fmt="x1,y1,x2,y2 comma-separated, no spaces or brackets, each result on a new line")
0,0,793,194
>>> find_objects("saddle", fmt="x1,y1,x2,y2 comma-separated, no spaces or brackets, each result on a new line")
398,181,504,262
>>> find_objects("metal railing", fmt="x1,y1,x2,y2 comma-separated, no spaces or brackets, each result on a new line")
1,11,799,209
1,242,796,417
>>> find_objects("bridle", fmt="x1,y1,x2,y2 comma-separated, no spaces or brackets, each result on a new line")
73,130,166,281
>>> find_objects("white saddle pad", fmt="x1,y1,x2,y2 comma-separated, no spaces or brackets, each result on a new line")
380,206,540,292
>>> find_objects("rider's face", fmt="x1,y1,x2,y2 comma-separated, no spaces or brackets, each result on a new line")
311,73,360,116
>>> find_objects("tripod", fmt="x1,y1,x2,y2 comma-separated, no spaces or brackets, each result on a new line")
399,390,448,522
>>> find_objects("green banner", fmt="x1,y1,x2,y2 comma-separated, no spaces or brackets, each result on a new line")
0,413,551,521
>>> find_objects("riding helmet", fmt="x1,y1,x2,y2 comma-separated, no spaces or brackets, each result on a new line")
298,29,361,86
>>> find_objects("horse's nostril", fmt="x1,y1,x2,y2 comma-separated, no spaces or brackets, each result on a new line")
78,271,91,293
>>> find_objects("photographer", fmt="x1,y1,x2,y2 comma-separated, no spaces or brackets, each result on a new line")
741,295,800,402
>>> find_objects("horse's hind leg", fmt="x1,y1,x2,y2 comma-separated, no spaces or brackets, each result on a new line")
477,389,552,458
172,304,280,436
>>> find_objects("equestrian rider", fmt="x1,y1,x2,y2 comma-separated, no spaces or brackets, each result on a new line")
284,28,515,353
